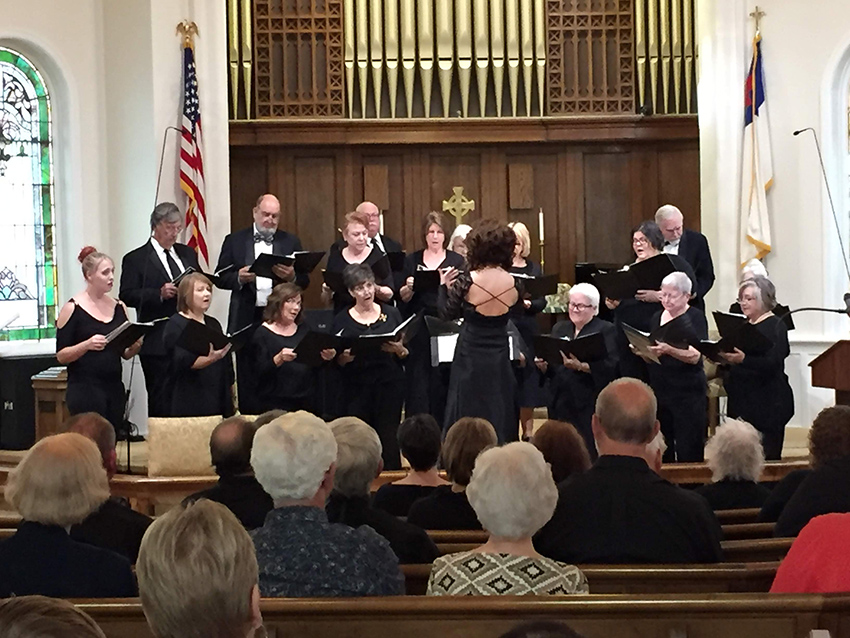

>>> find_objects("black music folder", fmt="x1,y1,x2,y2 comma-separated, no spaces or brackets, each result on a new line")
591,254,677,299
370,255,393,282
513,273,559,299
623,313,695,364
413,269,441,293
293,330,342,367
693,311,774,362
386,251,407,272
533,331,606,367
172,264,234,287
177,319,230,356
228,322,261,353
322,269,346,294
105,319,164,352
343,313,422,356
249,251,325,279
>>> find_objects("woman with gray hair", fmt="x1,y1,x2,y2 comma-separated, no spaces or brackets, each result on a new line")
427,442,588,596
638,271,708,462
695,419,771,510
535,283,618,457
0,433,136,598
720,275,794,460
729,261,793,330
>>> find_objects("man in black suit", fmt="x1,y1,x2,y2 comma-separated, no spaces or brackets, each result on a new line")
215,193,308,412
655,204,715,309
66,412,152,562
119,202,200,417
534,378,723,564
185,416,273,530
331,200,403,255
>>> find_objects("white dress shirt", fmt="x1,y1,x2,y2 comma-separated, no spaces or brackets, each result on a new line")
150,237,186,278
663,239,680,256
253,224,274,307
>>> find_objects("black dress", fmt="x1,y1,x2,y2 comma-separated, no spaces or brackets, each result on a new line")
723,315,794,460
646,306,708,462
325,247,393,315
509,260,547,408
694,479,772,511
611,255,697,381
161,314,235,417
401,249,465,420
56,301,128,430
440,272,519,444
251,323,316,413
333,304,406,470
546,316,619,459
371,483,440,518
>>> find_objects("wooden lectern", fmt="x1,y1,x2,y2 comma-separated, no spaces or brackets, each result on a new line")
810,340,850,405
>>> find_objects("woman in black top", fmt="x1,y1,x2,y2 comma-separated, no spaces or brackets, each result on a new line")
251,283,336,413
398,212,464,420
372,414,450,517
323,210,394,315
508,222,547,439
161,273,233,417
607,221,697,381
56,247,142,432
334,264,408,470
720,276,794,460
640,271,708,462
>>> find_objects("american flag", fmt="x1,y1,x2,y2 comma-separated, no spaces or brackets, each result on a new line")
179,43,209,268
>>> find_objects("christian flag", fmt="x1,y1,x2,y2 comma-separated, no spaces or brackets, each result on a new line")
740,35,773,265
179,42,209,268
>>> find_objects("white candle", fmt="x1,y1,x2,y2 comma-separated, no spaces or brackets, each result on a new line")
538,208,545,243
380,211,385,235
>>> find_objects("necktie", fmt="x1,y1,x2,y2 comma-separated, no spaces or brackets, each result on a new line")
164,249,182,279
254,232,274,246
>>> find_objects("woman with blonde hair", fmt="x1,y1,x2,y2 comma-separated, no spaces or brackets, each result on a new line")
0,596,107,638
56,247,142,433
0,433,136,597
161,272,234,417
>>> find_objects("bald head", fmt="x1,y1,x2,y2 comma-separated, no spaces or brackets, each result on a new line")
210,417,257,476
355,201,381,237
594,378,659,446
64,413,117,478
253,194,281,233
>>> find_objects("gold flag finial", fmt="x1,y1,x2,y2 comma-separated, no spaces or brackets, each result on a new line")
176,20,199,47
442,187,475,224
749,6,765,34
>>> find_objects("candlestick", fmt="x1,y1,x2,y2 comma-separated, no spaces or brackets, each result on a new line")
538,207,545,243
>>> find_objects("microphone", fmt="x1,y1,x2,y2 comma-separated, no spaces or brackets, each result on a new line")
845,292,850,316
792,128,812,136
154,126,182,210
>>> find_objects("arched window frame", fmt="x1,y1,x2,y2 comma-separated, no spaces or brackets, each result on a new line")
0,46,57,342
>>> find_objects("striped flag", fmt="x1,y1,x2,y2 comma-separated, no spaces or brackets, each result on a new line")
740,34,773,266
179,41,209,268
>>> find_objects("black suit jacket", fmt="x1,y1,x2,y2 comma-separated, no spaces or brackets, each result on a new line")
119,241,200,355
676,229,715,305
70,497,153,563
186,474,274,531
216,227,309,333
0,522,137,598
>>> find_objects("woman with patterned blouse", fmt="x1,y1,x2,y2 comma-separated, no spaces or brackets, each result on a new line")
427,442,588,596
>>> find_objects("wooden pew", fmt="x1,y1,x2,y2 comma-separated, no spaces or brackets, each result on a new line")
721,522,775,540
715,507,762,524
401,562,779,595
78,593,850,638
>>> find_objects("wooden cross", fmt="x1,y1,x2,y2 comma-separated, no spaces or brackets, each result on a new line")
442,187,475,223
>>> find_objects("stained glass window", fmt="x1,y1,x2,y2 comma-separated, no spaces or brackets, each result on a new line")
0,47,56,341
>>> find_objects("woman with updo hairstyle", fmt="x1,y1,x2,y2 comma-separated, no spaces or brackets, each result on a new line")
427,442,588,596
439,220,521,443
398,211,465,419
161,272,234,417
249,282,336,413
56,247,142,433
323,210,394,314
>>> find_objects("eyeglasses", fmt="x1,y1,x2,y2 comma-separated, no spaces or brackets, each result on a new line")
568,302,594,311
632,237,649,245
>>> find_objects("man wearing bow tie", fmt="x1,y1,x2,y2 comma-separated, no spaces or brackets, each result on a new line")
655,204,714,310
216,194,309,413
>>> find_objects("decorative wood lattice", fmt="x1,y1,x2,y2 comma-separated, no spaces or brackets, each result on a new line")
254,0,345,118
546,0,635,115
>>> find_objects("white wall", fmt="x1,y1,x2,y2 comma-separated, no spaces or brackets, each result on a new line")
698,0,850,429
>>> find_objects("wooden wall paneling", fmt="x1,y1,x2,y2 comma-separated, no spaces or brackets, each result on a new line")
508,163,535,210
529,154,560,277
557,150,583,283
427,150,483,227
361,154,406,244
402,148,425,249
582,152,633,266
480,148,508,222
657,146,701,229
629,148,659,226
362,164,390,210
228,149,270,232
268,150,297,234
337,146,360,221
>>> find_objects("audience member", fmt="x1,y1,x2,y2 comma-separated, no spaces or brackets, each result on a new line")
534,378,723,564
0,595,107,638
372,414,449,517
251,411,404,597
407,417,498,530
531,420,592,484
499,620,586,638
695,419,771,510
185,416,273,530
428,442,588,596
770,513,850,593
644,431,667,474
137,499,263,638
0,433,136,598
774,406,850,537
326,417,438,564
64,412,152,562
